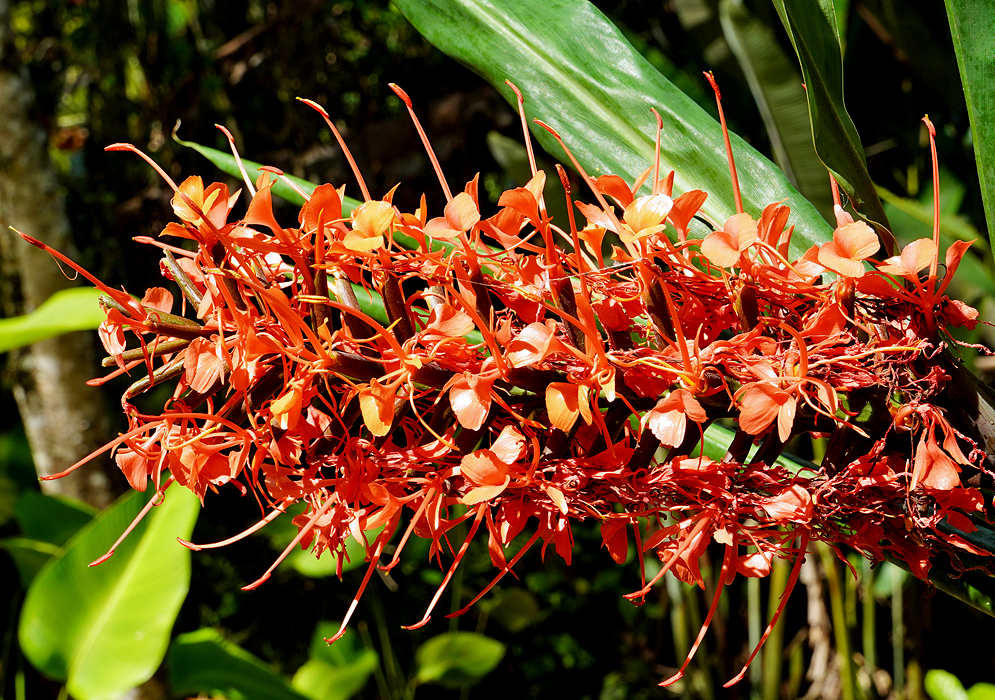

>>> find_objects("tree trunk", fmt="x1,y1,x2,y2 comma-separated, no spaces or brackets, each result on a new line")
0,0,123,509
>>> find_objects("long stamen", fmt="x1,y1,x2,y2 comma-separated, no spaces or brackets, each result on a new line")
660,541,734,687
90,477,175,565
105,143,179,192
651,107,663,195
403,503,487,630
215,124,256,197
389,84,453,202
923,115,941,283
534,120,624,233
704,72,743,215
298,98,372,202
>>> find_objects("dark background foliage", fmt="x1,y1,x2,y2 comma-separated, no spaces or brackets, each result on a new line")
2,0,993,698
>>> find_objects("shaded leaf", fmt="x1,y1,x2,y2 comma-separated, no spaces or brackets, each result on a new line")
394,0,833,258
13,491,96,547
771,0,893,248
19,487,199,700
719,0,834,221
0,538,61,587
414,631,505,688
168,628,309,700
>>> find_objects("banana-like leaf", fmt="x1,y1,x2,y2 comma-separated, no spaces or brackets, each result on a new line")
19,487,199,700
943,0,995,246
771,0,894,250
0,287,106,354
394,0,832,259
719,0,834,222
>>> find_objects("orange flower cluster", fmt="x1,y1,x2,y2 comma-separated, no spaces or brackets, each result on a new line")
20,85,990,686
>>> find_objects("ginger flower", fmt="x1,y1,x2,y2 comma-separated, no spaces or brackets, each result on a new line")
817,220,878,277
700,212,758,267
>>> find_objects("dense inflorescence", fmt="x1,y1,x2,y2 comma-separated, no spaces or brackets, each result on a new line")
21,83,992,686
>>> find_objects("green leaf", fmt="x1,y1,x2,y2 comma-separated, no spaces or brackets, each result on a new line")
967,683,995,700
19,487,199,700
0,538,61,588
14,491,96,547
926,669,970,700
771,0,893,247
944,0,995,241
0,288,106,354
291,621,378,700
414,631,505,688
719,0,834,222
394,0,833,258
487,587,540,633
168,628,310,700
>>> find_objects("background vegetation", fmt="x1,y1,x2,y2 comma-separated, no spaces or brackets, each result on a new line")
1,0,994,698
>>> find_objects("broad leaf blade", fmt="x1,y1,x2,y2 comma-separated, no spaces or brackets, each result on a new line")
169,628,310,700
19,487,199,700
0,288,106,354
772,0,893,249
943,0,995,245
394,0,833,258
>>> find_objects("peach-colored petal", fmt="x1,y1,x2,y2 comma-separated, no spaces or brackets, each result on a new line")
445,191,481,232
739,383,791,435
460,449,510,486
819,221,878,277
878,238,935,277
623,193,673,234
491,425,526,464
546,383,591,432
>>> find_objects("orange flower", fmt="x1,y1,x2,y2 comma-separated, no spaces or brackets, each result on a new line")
817,221,878,277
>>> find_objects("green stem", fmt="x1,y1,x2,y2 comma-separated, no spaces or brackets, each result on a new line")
762,553,790,700
819,542,855,700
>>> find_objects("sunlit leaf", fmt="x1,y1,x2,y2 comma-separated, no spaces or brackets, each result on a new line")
394,0,833,258
291,621,378,700
0,288,106,354
926,669,970,700
944,0,995,244
19,487,198,700
168,628,309,700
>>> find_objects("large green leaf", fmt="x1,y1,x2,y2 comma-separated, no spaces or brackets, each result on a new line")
394,0,833,258
719,0,834,222
943,0,995,245
168,628,310,700
291,621,378,700
0,287,106,354
414,631,505,688
19,487,199,700
771,0,893,247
